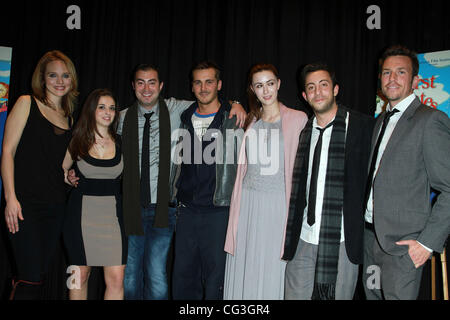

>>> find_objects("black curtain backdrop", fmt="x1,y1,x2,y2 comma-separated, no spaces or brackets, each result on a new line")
0,0,449,300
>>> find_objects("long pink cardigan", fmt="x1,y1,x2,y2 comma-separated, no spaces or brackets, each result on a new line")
224,103,308,259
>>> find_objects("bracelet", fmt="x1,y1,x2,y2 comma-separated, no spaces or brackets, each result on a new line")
231,100,241,105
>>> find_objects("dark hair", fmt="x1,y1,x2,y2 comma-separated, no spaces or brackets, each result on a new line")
131,63,161,83
380,45,419,77
245,63,279,130
31,50,79,117
191,61,221,81
300,62,337,90
69,88,119,160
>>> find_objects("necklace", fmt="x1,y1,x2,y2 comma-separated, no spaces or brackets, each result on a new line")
95,137,111,149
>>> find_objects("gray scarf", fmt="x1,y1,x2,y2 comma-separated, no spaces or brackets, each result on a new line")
311,107,346,300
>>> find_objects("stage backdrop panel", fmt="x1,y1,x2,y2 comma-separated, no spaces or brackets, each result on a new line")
0,46,13,195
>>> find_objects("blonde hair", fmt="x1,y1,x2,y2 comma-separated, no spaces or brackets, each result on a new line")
31,50,79,116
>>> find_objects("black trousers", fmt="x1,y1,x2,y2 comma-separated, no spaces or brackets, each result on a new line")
172,204,229,300
8,201,65,282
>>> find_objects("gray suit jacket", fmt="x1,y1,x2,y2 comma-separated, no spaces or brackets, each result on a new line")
372,97,450,255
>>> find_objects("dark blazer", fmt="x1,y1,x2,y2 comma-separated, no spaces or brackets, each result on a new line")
283,107,375,264
371,97,450,255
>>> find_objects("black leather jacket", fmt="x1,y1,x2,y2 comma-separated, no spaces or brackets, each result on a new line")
170,103,243,206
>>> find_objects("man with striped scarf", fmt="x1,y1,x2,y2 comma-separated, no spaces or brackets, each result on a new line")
282,62,374,300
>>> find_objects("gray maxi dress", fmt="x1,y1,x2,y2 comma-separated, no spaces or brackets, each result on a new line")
224,119,287,300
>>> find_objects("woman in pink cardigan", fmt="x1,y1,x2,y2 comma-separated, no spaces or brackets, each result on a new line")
224,64,308,299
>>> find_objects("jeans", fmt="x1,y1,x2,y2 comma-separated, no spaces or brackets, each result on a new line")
124,205,176,300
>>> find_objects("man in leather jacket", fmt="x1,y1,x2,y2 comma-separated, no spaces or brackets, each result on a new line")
171,61,244,300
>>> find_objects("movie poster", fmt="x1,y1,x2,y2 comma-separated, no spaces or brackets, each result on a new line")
0,46,13,194
375,50,450,117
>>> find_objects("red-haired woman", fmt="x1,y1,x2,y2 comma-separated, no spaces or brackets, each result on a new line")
224,64,308,299
1,50,78,299
62,88,126,300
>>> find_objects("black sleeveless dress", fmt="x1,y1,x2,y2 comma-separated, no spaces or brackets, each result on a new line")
9,96,72,282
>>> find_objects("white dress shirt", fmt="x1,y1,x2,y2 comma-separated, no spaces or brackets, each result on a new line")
364,93,415,223
300,112,349,245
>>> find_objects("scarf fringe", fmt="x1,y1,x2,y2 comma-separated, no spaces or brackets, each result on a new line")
311,282,336,300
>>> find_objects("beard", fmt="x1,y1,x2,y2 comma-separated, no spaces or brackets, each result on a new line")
311,95,335,114
137,91,160,109
196,91,218,105
381,78,415,104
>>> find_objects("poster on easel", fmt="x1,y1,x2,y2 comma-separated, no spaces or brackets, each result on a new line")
375,49,450,117
416,50,450,204
0,46,13,194
415,50,450,117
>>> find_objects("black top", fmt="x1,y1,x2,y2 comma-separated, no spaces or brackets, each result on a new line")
73,140,122,197
14,96,72,204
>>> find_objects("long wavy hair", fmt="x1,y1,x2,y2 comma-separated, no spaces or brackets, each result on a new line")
244,63,279,130
68,88,119,160
31,50,79,117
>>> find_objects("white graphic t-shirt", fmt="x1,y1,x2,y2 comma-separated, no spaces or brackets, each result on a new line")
191,109,216,140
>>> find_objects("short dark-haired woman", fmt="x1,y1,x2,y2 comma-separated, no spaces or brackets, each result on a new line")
62,88,126,300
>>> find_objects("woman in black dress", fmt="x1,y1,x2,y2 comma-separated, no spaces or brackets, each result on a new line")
1,50,78,299
62,89,126,300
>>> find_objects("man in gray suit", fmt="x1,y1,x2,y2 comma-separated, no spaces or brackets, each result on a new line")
363,45,450,300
